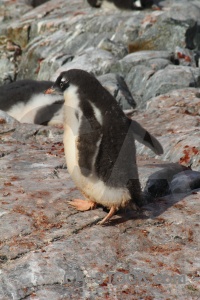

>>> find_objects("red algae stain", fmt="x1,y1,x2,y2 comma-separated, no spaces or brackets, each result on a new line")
179,145,199,164
150,244,182,255
0,118,6,124
4,182,13,186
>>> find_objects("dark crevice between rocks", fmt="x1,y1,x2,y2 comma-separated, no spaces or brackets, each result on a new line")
18,283,64,300
195,91,200,98
55,164,67,170
189,73,200,88
50,235,66,243
72,217,103,234
19,294,33,300
0,255,8,263
9,251,32,263
185,22,200,50
27,25,31,44
0,128,16,135
170,53,180,65
116,74,137,108
0,150,14,158
61,55,74,66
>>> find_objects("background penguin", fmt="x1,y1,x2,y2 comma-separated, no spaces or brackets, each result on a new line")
26,0,50,8
0,75,137,125
45,69,163,225
0,79,64,125
87,0,158,10
87,0,103,8
87,0,141,9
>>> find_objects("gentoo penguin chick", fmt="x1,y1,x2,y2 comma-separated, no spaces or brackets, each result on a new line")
87,0,102,8
0,79,64,125
87,0,141,9
87,0,157,10
30,0,50,7
45,69,163,225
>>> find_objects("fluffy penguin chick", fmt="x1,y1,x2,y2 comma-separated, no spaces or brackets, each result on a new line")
0,79,63,125
45,69,163,225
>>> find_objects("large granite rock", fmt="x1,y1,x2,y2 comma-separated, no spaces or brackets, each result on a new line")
134,88,200,170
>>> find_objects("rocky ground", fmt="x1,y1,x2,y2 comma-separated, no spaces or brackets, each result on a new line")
0,0,200,299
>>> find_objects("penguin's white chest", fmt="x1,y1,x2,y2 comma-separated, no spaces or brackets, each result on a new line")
63,85,82,178
63,85,131,208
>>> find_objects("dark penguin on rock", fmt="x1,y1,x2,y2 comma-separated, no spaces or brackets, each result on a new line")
28,0,50,7
87,0,158,10
45,69,163,225
0,79,64,125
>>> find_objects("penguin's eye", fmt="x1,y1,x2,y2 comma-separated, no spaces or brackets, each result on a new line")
60,80,70,90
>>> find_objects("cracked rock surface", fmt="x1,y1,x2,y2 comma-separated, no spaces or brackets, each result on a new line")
0,112,199,299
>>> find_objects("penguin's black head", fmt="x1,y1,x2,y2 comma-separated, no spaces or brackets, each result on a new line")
45,73,70,95
45,69,119,113
57,69,98,90
45,69,102,99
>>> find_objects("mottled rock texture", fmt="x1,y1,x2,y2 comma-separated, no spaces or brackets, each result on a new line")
0,112,200,300
0,0,200,299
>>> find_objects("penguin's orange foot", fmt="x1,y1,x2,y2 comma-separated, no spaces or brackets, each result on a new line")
69,199,96,211
97,206,117,225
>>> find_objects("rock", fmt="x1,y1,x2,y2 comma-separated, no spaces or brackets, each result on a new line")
0,125,199,298
111,50,174,106
113,50,173,74
17,29,71,80
113,53,200,106
0,110,19,126
51,48,117,81
147,87,200,116
144,163,190,197
98,73,137,110
0,35,22,85
174,46,197,67
170,170,200,194
133,88,200,170
143,65,200,102
97,37,128,59
128,1,200,51
0,1,31,27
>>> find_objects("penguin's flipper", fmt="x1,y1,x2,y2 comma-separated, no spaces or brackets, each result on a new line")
130,119,163,155
69,199,96,211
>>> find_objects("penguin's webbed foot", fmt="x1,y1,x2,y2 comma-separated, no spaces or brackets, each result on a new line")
69,199,96,211
97,206,117,225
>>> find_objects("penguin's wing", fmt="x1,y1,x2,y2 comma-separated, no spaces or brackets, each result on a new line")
130,119,163,155
34,100,64,125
